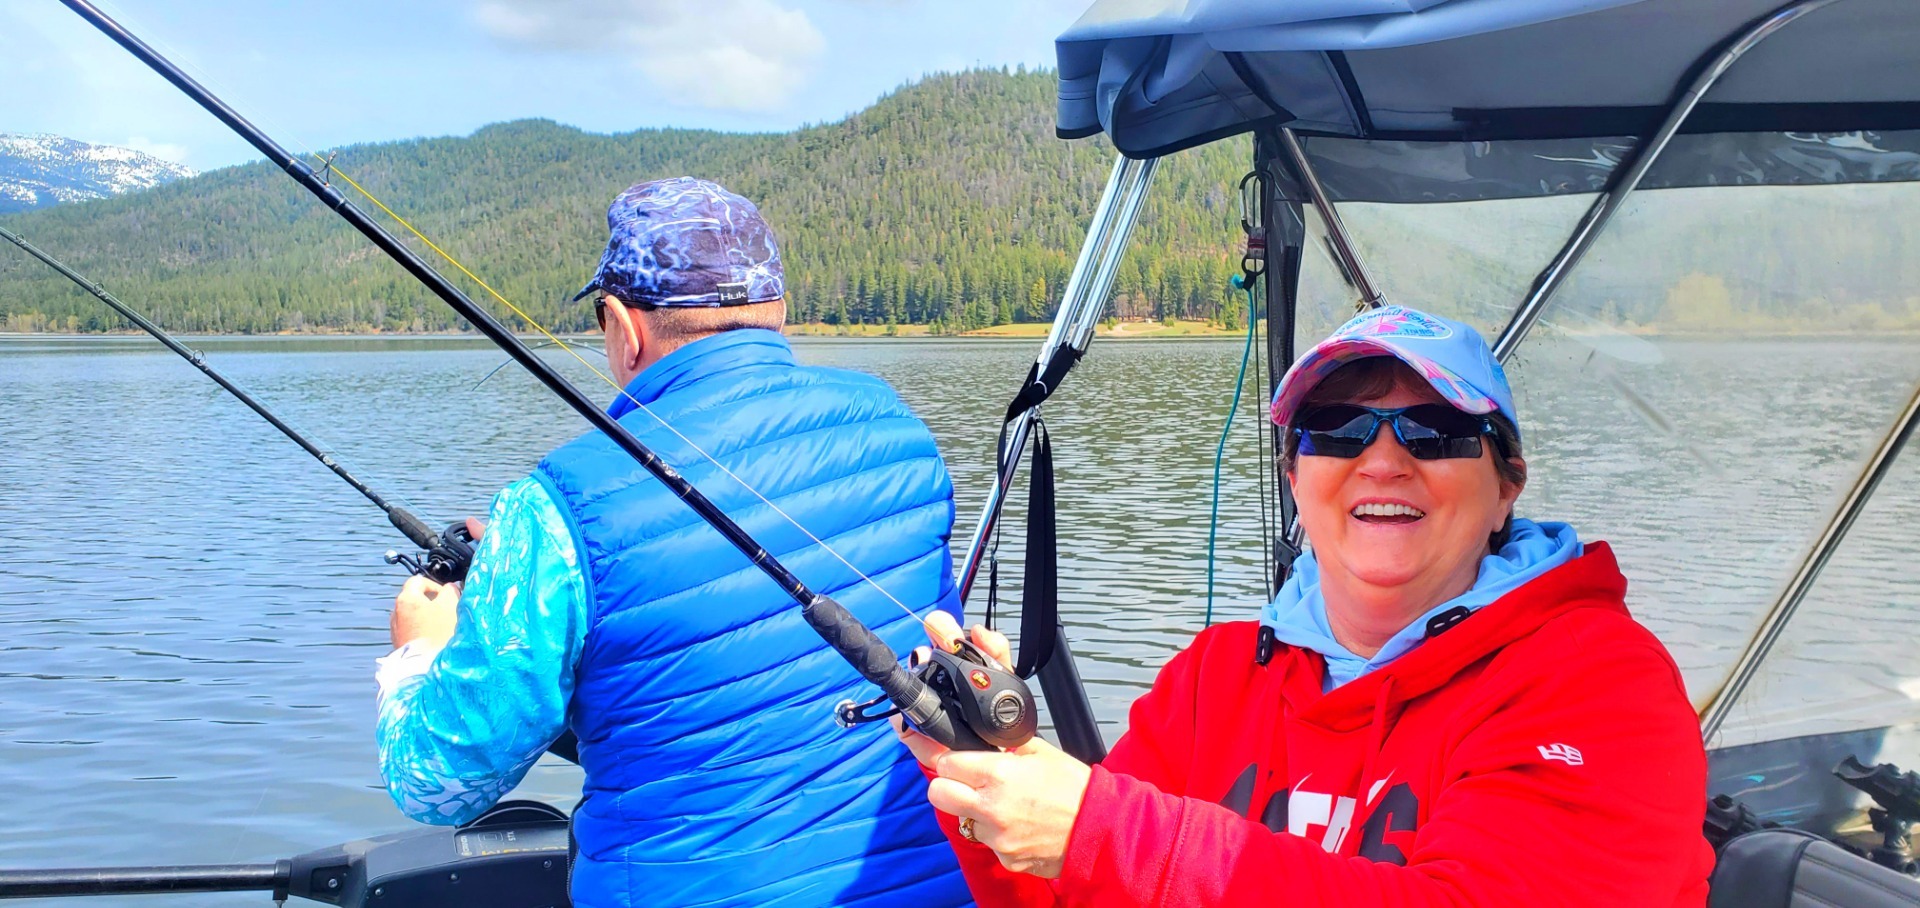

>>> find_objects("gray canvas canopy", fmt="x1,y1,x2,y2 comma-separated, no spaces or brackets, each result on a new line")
1056,0,1920,200
1043,0,1920,835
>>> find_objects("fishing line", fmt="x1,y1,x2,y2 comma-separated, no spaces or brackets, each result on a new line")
313,158,924,625
66,0,919,623
474,340,606,391
86,0,335,172
0,224,465,574
63,0,1030,756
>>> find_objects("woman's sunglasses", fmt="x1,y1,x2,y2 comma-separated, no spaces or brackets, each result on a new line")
1293,404,1498,461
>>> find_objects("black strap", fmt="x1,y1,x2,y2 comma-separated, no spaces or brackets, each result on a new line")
1015,420,1059,679
1003,348,1083,426
988,346,1078,678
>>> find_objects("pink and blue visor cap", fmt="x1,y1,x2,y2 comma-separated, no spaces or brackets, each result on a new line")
1269,306,1521,445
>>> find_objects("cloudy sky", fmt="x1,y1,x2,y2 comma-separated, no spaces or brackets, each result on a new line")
1,0,1089,172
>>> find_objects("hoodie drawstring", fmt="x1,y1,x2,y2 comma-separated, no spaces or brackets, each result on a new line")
1357,676,1395,830
1251,651,1289,822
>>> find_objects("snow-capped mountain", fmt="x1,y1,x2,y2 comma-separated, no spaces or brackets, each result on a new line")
0,134,194,214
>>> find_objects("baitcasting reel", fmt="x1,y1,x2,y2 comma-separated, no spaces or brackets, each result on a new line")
836,637,1040,751
384,521,477,585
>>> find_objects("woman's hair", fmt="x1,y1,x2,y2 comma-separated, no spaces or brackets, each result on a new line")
1280,357,1527,547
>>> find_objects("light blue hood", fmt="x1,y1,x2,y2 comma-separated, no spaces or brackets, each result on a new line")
1260,518,1581,690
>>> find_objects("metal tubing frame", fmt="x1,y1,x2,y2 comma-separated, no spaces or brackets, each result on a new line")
1260,134,1309,589
1278,128,1386,309
1490,0,1846,362
0,863,287,899
1068,158,1161,351
1700,382,1920,741
1403,0,1866,737
956,154,1159,603
1037,156,1130,363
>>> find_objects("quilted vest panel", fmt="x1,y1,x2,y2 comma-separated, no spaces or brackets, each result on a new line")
536,330,970,908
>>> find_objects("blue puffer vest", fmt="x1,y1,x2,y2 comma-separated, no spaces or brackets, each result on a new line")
533,330,971,908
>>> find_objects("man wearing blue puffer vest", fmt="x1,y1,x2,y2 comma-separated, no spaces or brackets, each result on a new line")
375,177,973,908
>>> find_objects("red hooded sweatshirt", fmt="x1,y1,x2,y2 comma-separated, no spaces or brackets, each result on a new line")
937,543,1712,907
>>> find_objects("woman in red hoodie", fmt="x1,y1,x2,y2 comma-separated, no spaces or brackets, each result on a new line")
897,305,1712,907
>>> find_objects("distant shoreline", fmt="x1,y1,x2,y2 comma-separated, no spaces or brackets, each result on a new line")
0,318,1249,341
5,323,1919,342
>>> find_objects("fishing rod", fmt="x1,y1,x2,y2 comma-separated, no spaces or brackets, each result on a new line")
0,224,474,584
58,0,1032,753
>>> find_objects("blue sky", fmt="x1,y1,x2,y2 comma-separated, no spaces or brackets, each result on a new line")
1,0,1089,172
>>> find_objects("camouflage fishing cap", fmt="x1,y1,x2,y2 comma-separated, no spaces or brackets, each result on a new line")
572,177,784,308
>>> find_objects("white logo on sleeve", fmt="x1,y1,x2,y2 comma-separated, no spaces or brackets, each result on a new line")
1538,743,1584,766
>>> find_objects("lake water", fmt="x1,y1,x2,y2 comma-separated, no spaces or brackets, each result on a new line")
2,332,1918,903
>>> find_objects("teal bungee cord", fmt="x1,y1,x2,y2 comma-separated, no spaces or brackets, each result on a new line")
1205,276,1260,626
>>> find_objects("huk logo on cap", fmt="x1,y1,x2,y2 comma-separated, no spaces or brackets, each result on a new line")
715,281,749,305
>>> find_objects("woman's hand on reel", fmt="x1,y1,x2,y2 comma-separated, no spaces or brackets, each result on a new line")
892,610,1092,880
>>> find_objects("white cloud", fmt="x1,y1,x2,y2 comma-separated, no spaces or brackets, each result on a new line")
472,0,825,112
123,137,192,166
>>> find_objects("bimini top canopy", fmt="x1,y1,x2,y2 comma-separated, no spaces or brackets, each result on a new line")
1057,0,1920,159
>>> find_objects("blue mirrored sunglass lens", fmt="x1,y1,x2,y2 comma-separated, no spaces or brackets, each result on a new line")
1295,405,1487,461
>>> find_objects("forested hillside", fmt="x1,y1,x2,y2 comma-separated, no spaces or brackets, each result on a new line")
0,68,1252,334
9,66,1918,336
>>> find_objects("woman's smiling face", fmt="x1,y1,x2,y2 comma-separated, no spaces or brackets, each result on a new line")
1289,362,1524,625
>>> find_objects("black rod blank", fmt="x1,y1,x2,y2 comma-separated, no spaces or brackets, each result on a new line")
56,0,972,747
0,225,443,551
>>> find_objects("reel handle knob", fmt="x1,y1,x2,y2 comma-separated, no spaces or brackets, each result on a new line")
915,640,1038,751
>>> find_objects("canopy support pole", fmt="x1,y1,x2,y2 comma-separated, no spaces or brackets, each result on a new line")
957,153,1159,603
954,153,1158,764
1700,382,1920,742
1257,130,1307,592
1491,0,1845,363
1277,128,1385,310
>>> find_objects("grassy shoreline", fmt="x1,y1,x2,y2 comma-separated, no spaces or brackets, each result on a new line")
786,318,1243,338
6,322,1919,341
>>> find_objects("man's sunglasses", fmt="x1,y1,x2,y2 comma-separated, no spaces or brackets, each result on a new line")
1293,404,1499,461
592,293,654,331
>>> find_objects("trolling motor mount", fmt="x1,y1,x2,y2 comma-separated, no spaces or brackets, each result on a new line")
835,639,1039,751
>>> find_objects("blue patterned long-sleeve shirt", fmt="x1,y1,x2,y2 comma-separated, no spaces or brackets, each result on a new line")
374,477,588,825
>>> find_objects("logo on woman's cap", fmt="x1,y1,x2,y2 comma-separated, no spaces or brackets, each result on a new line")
1341,307,1453,339
1270,305,1518,440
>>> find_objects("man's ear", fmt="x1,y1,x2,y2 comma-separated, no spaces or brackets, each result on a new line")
605,296,646,374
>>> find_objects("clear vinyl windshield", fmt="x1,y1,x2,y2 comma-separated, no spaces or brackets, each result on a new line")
1288,135,1920,831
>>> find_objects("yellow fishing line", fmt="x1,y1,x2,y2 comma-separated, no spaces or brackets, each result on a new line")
314,155,929,629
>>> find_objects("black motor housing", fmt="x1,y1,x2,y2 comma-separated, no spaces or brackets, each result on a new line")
287,801,570,908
